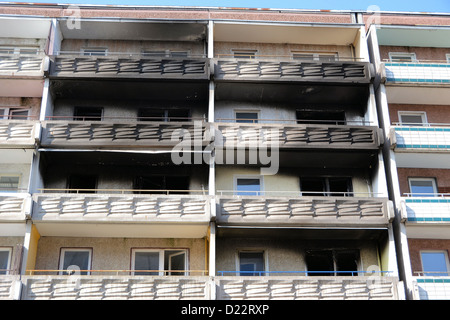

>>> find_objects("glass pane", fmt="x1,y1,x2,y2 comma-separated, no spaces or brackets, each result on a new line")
0,176,19,192
318,54,337,62
239,252,264,276
410,179,436,197
236,178,261,196
292,53,315,61
0,251,10,275
390,54,414,62
236,112,258,123
421,252,449,276
166,251,186,276
400,114,424,125
233,52,256,59
19,48,38,55
9,110,29,120
0,47,15,54
83,49,106,56
142,51,165,57
170,51,188,58
134,252,159,275
62,251,90,275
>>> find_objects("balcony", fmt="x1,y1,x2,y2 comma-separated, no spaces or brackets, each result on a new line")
216,275,400,300
215,121,382,150
413,275,450,300
0,193,31,222
0,117,38,148
213,55,372,84
40,118,208,149
49,53,209,80
0,53,46,78
390,124,450,151
21,275,212,300
382,60,450,85
401,195,450,223
0,276,21,300
216,192,393,228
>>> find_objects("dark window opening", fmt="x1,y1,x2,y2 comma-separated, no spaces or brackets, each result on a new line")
296,110,346,125
300,177,353,197
138,108,191,122
239,251,265,276
236,112,259,123
306,249,359,276
73,107,103,121
134,175,190,194
67,175,97,193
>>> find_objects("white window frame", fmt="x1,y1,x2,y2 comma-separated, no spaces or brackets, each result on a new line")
82,48,108,56
292,51,338,61
232,49,258,59
389,52,417,62
446,54,450,63
0,175,21,192
59,248,92,275
0,247,12,275
0,107,31,120
235,249,268,276
398,111,428,126
234,110,260,123
420,250,450,276
131,248,188,276
233,175,264,196
408,177,438,196
0,46,39,55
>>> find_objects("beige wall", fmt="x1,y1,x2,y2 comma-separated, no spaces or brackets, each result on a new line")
34,237,206,274
0,97,41,119
0,236,24,273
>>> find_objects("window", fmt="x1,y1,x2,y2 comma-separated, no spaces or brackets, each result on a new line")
389,52,417,62
398,112,427,126
421,251,449,276
233,50,257,59
59,248,92,275
0,248,12,275
73,107,103,121
235,176,262,196
131,249,187,276
296,110,346,125
238,251,265,276
292,52,338,62
235,111,259,123
142,50,189,58
305,249,360,276
82,48,107,56
138,108,190,122
409,178,437,197
134,175,189,194
446,54,450,63
0,46,39,55
0,108,31,120
67,174,97,193
0,176,20,192
170,51,189,58
300,177,353,197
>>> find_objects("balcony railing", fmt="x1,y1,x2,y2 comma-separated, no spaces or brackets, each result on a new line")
413,275,450,300
0,193,31,221
215,122,381,150
390,124,450,150
0,54,46,75
0,119,38,147
40,118,208,148
21,275,212,300
32,190,210,223
216,192,392,227
0,276,21,300
401,194,450,223
50,52,209,79
216,275,399,300
213,56,371,83
382,60,450,84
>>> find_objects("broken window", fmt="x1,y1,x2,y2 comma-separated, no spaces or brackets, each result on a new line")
67,174,97,193
239,251,265,276
73,107,103,121
134,175,190,194
296,110,346,125
305,249,360,276
132,249,187,276
138,108,190,122
300,177,353,197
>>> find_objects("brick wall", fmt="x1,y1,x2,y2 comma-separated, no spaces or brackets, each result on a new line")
388,104,450,125
397,168,450,195
408,239,450,274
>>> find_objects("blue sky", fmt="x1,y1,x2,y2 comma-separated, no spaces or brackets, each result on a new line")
5,0,450,13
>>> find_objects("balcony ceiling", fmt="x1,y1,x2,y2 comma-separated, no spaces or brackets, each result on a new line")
406,225,450,239
394,152,450,169
0,79,45,98
377,26,450,48
385,86,450,105
60,20,207,41
214,23,360,45
0,17,51,39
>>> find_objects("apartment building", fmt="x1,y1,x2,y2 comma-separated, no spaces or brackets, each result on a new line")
368,21,450,300
0,2,447,300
